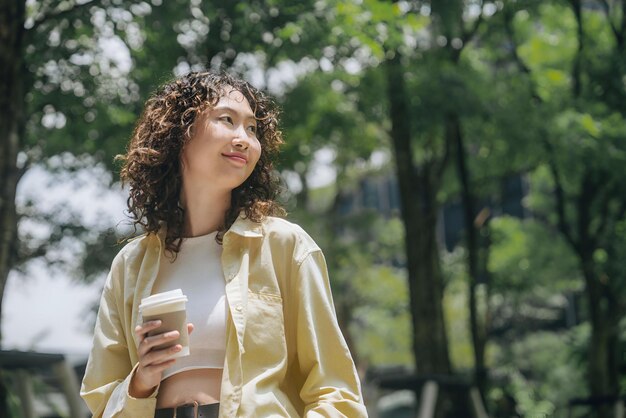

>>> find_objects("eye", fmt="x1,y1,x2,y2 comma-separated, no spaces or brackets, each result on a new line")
219,115,233,124
247,124,257,134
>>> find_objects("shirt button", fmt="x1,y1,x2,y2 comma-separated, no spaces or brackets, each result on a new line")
235,305,243,312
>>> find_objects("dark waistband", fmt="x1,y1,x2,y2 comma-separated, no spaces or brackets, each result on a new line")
154,402,219,418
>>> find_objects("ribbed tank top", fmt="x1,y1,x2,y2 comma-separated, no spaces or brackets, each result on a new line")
152,230,227,380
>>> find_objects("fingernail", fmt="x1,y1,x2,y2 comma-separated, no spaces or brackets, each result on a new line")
172,345,181,352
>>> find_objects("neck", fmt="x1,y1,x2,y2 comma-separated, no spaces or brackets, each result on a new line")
180,182,232,237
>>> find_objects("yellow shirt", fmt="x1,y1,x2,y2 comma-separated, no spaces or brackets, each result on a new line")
80,215,367,417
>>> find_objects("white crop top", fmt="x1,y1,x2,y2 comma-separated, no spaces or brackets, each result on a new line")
151,231,227,380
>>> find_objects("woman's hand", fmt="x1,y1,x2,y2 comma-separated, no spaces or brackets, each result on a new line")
129,321,194,398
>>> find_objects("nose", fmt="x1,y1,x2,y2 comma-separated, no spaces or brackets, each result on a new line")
232,124,252,149
232,135,249,150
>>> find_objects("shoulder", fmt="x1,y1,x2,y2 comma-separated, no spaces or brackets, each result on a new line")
104,233,156,289
260,216,321,263
260,216,316,244
113,233,154,265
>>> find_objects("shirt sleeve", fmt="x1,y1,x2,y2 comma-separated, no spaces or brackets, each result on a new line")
293,250,368,417
80,254,159,418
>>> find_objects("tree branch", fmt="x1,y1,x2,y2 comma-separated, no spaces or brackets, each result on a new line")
15,163,30,186
576,167,598,256
568,0,583,98
621,0,626,49
587,167,615,237
447,0,485,63
501,2,577,249
545,140,577,251
28,0,102,32
596,181,626,246
598,0,624,47
502,3,542,103
461,0,484,47
437,129,451,180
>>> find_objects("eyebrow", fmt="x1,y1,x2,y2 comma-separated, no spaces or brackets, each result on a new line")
213,105,256,122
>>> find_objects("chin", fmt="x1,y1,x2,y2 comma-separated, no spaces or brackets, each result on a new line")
229,180,250,192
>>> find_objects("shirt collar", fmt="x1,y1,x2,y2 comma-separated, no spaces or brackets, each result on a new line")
154,212,264,242
226,212,264,238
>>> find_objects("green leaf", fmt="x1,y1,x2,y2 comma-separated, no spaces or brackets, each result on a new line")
580,113,600,137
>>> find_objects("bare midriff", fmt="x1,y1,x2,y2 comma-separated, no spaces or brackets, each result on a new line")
156,368,222,409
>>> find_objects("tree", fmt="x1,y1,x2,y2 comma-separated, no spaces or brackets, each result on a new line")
506,2,626,415
310,2,497,412
443,0,549,401
0,1,156,413
383,0,489,404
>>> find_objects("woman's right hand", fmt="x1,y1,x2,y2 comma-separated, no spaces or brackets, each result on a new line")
129,320,193,398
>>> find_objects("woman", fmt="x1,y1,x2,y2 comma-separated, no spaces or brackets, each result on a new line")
80,71,367,418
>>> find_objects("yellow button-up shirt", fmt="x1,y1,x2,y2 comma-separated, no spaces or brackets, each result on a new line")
80,215,367,417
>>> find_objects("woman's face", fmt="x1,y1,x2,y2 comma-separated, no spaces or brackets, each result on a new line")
181,89,261,192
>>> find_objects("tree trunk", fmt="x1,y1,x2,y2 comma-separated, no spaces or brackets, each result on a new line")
448,112,488,401
570,0,583,97
296,171,309,211
581,259,619,418
575,172,619,418
385,53,451,376
0,0,26,415
334,292,359,370
567,2,620,410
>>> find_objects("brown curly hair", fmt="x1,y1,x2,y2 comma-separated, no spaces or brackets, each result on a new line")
117,71,285,255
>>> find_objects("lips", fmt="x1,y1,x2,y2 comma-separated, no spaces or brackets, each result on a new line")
222,152,248,164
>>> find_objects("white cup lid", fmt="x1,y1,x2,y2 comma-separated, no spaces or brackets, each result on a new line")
139,289,187,311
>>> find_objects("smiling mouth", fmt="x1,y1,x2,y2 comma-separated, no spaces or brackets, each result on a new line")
223,154,247,164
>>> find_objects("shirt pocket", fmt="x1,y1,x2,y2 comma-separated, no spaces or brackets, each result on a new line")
245,291,286,363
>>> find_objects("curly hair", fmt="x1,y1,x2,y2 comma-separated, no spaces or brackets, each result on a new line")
117,71,285,255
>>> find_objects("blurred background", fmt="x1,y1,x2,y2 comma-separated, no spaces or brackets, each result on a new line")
1,0,626,417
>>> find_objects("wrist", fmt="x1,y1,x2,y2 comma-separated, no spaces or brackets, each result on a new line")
129,370,158,399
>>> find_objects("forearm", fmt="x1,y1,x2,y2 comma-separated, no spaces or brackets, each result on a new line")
294,251,367,417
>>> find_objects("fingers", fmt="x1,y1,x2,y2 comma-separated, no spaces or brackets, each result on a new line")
132,320,191,394
135,320,183,362
138,330,181,358
134,320,162,343
141,344,181,368
187,323,194,335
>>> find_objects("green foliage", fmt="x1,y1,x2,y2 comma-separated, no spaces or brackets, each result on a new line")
489,217,581,295
332,0,429,57
514,3,578,101
24,1,149,169
489,325,589,417
506,368,557,417
350,263,412,367
279,70,384,178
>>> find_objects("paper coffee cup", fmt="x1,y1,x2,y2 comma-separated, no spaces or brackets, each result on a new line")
139,289,190,358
